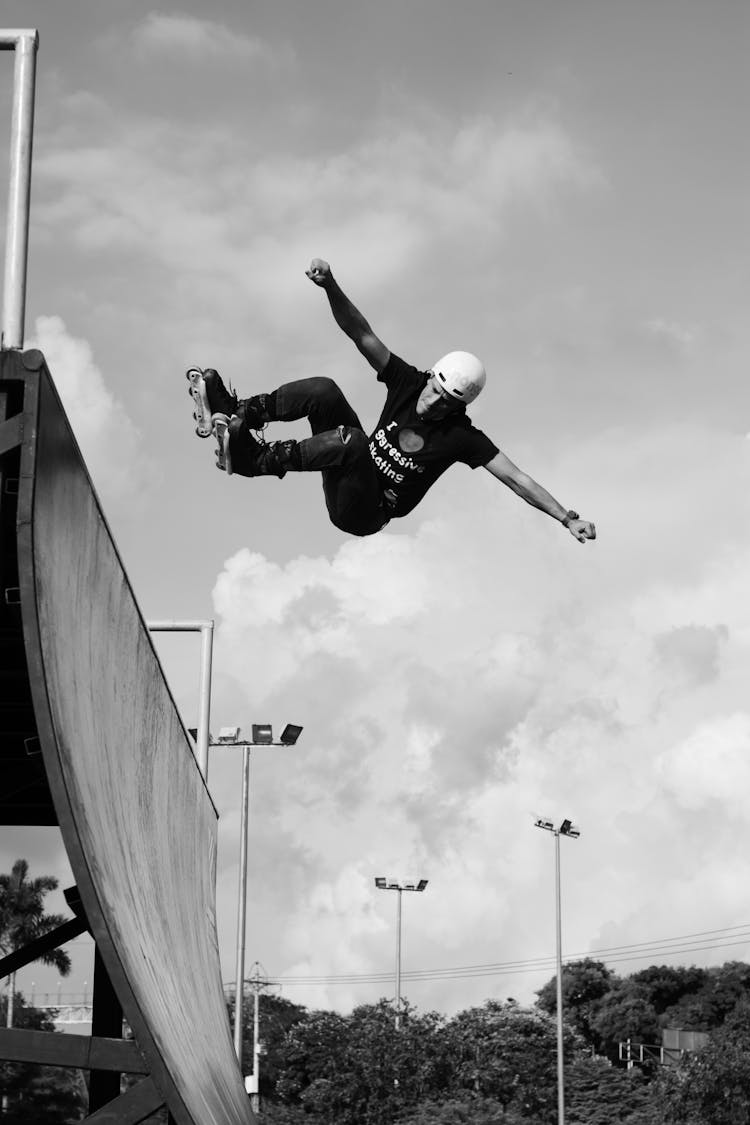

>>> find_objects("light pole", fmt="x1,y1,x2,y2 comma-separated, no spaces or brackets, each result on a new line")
212,723,303,1069
374,876,428,1028
534,816,580,1125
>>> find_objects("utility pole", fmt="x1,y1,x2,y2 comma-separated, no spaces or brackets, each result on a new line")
245,962,268,1114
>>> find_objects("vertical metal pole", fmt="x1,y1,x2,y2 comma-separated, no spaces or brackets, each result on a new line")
1,973,15,1112
1,31,38,350
554,831,565,1125
395,888,402,1029
233,744,250,1064
197,621,214,780
251,981,260,1115
147,620,214,782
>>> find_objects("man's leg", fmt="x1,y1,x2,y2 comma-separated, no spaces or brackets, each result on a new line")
271,377,364,435
215,378,388,537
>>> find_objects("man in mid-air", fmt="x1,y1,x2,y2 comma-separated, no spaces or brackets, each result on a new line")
187,258,596,543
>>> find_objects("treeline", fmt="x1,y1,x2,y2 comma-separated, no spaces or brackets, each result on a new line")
232,958,750,1125
2,960,750,1121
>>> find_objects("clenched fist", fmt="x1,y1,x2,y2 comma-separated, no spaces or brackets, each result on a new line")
306,258,332,287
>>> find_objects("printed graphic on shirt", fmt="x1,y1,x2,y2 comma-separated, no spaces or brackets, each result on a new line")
368,422,426,486
398,428,425,453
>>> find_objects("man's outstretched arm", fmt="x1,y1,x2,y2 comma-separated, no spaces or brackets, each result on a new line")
484,450,596,543
306,258,391,373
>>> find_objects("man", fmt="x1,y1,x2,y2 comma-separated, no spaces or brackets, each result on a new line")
187,258,596,543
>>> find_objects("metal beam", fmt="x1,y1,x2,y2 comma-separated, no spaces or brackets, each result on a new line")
0,1027,146,1072
81,1077,165,1125
0,413,23,456
0,915,87,979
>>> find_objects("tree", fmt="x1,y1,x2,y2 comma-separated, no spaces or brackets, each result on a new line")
397,1095,526,1125
628,965,707,1017
0,859,72,1029
660,999,750,1125
536,960,614,1049
227,991,308,1102
445,999,582,1120
565,1056,659,1124
0,993,87,1123
589,989,660,1064
662,962,750,1033
275,999,450,1125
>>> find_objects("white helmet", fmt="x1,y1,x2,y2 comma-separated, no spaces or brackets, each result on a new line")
431,351,486,404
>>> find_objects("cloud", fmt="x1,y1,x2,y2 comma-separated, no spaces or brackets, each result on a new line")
32,105,602,338
27,316,153,503
132,12,293,66
644,317,699,354
204,415,750,1010
656,713,750,812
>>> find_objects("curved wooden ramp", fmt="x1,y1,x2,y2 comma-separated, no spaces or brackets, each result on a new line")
0,348,253,1124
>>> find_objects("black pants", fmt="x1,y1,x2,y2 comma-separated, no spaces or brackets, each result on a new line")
275,378,389,537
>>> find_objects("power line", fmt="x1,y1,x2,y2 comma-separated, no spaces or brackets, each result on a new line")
262,923,750,988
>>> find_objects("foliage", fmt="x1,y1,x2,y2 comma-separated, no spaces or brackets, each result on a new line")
589,989,660,1063
660,999,750,1125
0,861,82,1121
0,859,72,975
535,959,614,1047
227,991,308,1099
445,999,580,1119
397,1095,526,1125
566,1056,659,1124
628,965,708,1016
662,962,750,1032
275,999,450,1125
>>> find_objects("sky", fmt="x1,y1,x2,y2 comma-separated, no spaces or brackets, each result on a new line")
1,1,750,1028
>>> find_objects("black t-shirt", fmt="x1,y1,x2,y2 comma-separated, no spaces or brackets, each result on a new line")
368,353,499,518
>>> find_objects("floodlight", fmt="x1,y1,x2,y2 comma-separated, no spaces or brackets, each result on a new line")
217,726,242,744
534,817,555,832
251,724,273,745
280,723,304,746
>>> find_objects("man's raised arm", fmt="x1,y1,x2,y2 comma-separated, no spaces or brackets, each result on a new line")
484,450,596,544
306,258,391,373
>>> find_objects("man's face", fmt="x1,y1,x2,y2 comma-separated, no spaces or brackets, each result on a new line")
415,372,464,421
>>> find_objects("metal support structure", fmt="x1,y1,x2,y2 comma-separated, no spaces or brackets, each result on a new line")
147,620,214,780
1,29,38,350
554,832,564,1125
374,877,428,1028
0,915,87,979
233,744,251,1061
212,725,303,1069
89,946,125,1112
395,889,402,1027
534,816,580,1125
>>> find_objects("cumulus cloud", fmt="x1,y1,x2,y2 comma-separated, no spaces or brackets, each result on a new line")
132,12,293,66
205,416,750,1011
644,316,699,353
27,316,153,503
656,713,750,812
32,106,601,337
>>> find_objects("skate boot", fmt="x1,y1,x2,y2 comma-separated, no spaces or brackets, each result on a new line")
187,367,240,437
213,414,298,478
187,367,272,438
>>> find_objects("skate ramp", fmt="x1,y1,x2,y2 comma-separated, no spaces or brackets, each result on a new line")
0,348,253,1125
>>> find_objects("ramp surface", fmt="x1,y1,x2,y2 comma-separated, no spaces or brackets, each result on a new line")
0,349,253,1125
